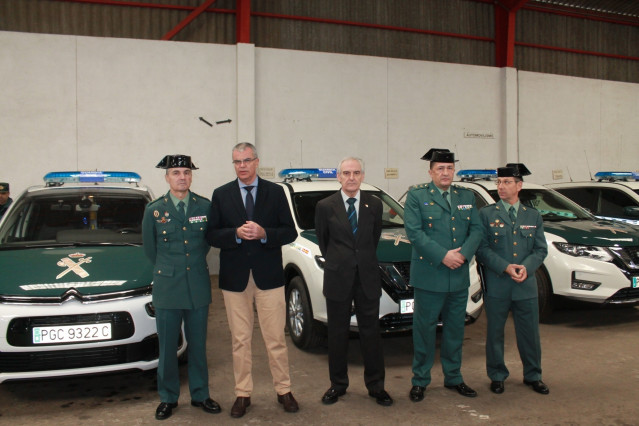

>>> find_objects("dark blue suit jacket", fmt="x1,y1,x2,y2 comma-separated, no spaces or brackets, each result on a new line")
206,177,297,292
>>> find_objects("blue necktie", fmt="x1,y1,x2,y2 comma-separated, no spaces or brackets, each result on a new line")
177,200,186,218
347,197,357,235
244,186,254,220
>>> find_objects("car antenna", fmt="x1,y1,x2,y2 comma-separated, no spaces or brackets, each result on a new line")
585,150,594,181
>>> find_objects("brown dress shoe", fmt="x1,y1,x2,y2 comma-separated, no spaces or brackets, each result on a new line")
277,392,299,413
230,396,251,418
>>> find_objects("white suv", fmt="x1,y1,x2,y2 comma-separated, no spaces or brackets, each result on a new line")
277,169,484,350
547,172,639,225
453,170,639,321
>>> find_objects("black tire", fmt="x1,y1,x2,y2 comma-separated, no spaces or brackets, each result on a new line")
285,276,324,350
536,268,554,323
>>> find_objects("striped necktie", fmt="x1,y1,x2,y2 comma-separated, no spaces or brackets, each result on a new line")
347,197,357,235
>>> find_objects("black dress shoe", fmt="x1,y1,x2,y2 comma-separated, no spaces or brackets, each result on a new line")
490,381,505,394
445,382,478,397
322,387,346,405
368,389,393,406
409,386,425,402
524,380,549,395
230,397,251,418
277,392,299,413
155,402,178,420
191,398,221,414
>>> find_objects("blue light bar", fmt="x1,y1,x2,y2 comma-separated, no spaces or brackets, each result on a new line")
44,171,142,184
278,168,338,179
456,169,497,181
594,171,639,181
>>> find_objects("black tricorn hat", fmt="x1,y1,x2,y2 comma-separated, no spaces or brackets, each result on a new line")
156,154,199,170
421,148,457,163
498,163,531,178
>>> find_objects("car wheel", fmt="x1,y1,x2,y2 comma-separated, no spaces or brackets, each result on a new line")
536,268,553,323
286,276,324,350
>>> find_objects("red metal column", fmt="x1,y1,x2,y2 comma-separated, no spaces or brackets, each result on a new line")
494,0,530,67
161,0,218,41
236,0,251,43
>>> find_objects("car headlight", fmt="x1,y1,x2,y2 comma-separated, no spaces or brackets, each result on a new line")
553,242,613,262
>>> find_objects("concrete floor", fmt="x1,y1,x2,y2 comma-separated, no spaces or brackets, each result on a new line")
2,277,639,425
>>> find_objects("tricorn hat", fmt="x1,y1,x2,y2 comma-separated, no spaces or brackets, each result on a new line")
156,154,199,170
498,163,531,178
421,148,457,163
0,182,8,193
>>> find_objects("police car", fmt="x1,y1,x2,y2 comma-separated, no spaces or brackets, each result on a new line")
453,169,639,321
0,171,186,382
277,168,484,350
547,172,639,225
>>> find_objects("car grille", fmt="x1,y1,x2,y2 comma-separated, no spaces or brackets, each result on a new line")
0,335,161,373
379,313,413,330
379,261,413,303
606,287,639,304
610,246,639,270
7,312,134,347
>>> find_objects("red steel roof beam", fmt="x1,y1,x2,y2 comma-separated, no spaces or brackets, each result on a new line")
495,0,530,67
162,0,218,41
236,0,251,43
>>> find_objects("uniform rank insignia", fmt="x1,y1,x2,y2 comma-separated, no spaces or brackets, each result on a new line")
189,215,208,223
520,225,537,229
457,204,472,210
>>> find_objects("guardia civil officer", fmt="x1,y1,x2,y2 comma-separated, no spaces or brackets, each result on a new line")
142,155,221,420
0,182,12,218
404,149,482,402
476,164,549,395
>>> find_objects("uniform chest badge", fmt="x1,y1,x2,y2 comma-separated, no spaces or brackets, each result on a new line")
189,215,208,223
158,217,170,223
520,225,537,230
457,204,472,210
153,210,160,218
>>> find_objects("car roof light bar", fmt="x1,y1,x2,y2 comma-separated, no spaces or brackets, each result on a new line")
278,168,338,181
456,169,497,182
43,171,142,186
594,171,639,182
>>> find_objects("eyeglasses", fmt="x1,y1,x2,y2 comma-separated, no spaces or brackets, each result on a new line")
232,158,257,166
496,179,516,186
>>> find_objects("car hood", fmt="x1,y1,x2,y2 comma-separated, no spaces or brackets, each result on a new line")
299,227,412,262
544,219,639,246
0,246,153,297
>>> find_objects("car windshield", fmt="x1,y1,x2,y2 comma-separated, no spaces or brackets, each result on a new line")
0,190,149,247
487,188,594,221
291,190,405,230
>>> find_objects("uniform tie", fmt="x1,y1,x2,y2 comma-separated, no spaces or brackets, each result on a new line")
443,191,451,208
177,200,186,217
244,186,254,220
509,206,516,223
347,197,358,235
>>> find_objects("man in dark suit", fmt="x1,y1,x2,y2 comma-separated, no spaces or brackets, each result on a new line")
403,148,482,402
315,157,393,407
142,154,221,420
476,164,549,395
206,142,299,418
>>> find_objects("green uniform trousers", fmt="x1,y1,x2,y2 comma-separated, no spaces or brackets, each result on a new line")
412,287,468,387
485,296,542,382
156,305,210,403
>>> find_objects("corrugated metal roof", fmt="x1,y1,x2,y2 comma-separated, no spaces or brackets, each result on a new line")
529,0,639,21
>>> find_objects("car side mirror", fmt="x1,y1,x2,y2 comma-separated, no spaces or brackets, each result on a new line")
623,206,639,217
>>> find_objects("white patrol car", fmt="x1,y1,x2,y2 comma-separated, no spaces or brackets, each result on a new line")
277,168,484,350
0,171,186,383
452,169,639,321
547,172,639,225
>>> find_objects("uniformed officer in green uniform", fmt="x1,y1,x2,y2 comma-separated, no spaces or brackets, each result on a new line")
404,148,482,402
476,164,549,395
142,154,221,420
0,182,12,218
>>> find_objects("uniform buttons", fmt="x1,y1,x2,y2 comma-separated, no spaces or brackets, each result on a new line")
186,266,191,271
513,231,517,235
186,253,190,257
157,269,162,274
452,227,456,231
451,217,455,221
453,238,457,242
513,253,518,257
162,230,167,234
419,256,423,260
200,227,204,231
513,242,517,246
183,226,187,231
494,239,498,243
495,232,498,235
184,240,188,244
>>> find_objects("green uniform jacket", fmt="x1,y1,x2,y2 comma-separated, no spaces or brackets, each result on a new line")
142,190,212,309
404,182,482,292
476,203,548,300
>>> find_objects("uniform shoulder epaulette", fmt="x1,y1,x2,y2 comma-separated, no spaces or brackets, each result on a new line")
147,196,166,206
410,183,428,190
190,192,210,202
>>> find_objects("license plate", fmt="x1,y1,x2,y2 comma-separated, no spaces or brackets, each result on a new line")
633,277,639,289
400,299,414,314
33,323,112,344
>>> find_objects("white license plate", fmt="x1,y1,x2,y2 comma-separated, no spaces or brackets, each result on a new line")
400,299,414,314
33,323,112,344
633,277,639,289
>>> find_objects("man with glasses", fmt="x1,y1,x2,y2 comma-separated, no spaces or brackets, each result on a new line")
404,148,482,402
476,164,549,395
206,142,299,418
